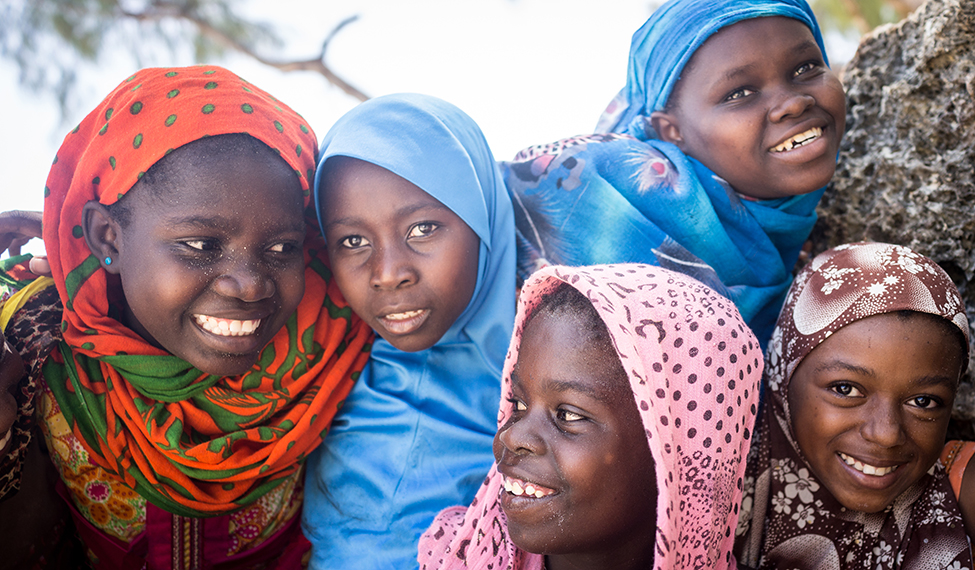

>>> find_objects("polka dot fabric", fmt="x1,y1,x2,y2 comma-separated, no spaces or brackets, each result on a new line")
419,263,762,570
735,242,972,569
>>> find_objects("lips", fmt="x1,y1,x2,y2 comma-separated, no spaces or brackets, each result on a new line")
503,475,557,499
376,308,429,335
194,315,261,337
770,126,823,153
838,452,900,477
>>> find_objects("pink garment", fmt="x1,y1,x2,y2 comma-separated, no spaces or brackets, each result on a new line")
419,264,762,570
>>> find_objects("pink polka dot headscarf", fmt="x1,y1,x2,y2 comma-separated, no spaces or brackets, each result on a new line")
419,263,762,570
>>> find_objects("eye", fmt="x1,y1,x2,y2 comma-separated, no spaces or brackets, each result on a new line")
725,87,755,102
182,239,218,251
556,408,585,422
794,61,819,77
407,222,438,239
267,241,300,254
908,395,942,410
829,383,863,397
338,235,370,249
507,397,527,412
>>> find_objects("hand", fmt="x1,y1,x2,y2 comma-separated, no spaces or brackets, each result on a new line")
0,333,25,456
0,210,43,257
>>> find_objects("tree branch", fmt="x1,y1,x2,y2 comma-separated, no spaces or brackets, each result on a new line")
119,3,369,101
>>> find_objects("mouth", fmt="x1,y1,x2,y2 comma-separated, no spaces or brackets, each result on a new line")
194,315,262,337
377,309,429,335
770,126,823,153
838,452,900,477
503,475,557,499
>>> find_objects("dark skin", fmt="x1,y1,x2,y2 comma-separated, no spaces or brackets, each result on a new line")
0,210,49,274
496,309,657,570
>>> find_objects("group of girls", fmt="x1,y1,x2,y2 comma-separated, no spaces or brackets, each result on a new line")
0,0,971,569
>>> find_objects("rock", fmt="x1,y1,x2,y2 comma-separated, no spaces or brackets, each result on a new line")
811,0,975,433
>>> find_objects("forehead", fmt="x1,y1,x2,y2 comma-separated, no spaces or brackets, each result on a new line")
515,310,630,401
320,157,451,219
126,140,304,221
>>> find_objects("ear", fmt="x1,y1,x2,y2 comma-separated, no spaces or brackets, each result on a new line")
82,201,122,275
649,111,684,148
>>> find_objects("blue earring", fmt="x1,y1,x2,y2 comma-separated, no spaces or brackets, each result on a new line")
104,256,113,266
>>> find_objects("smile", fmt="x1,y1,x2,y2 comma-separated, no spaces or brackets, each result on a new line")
839,452,899,477
770,127,823,153
503,475,556,499
194,315,261,337
377,309,429,335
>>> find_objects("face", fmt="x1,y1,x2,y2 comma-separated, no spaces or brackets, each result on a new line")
494,309,657,566
105,146,307,376
788,312,964,513
319,157,480,353
654,16,846,200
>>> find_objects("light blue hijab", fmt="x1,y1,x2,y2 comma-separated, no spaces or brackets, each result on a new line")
505,0,833,347
303,94,516,569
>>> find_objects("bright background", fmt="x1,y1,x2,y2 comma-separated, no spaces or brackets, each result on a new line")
0,0,859,257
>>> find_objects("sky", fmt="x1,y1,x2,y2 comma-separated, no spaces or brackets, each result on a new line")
0,0,858,257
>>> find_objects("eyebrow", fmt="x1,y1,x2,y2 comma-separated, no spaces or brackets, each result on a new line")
324,201,449,231
718,40,821,83
165,214,305,233
813,360,957,388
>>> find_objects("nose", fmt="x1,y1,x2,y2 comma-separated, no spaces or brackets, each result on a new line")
497,412,545,457
768,88,815,122
369,244,417,290
860,398,907,448
213,251,275,302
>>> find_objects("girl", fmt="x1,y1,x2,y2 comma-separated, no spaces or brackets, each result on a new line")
0,66,372,569
503,0,845,347
419,263,762,570
302,94,516,568
735,242,972,569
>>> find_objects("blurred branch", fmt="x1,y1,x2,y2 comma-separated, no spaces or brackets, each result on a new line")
120,4,368,101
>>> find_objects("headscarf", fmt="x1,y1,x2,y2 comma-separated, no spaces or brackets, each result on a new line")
735,242,972,569
503,0,830,347
419,263,762,570
39,66,372,517
302,93,516,569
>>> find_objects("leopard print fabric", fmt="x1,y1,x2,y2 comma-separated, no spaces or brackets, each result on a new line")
0,284,62,500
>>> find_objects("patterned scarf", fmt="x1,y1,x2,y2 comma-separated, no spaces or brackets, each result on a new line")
503,0,830,348
40,66,371,517
735,242,972,569
419,263,761,570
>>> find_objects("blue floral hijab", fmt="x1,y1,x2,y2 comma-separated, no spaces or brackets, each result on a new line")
504,0,832,347
303,94,516,569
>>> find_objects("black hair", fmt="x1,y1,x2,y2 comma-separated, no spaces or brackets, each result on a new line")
107,133,285,228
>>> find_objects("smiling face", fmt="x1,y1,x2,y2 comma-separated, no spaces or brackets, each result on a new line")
319,156,480,353
788,312,965,513
89,136,307,376
494,305,656,568
651,16,845,200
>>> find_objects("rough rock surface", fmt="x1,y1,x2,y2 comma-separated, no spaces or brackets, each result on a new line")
810,0,975,433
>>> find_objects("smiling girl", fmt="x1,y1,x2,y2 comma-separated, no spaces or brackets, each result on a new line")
735,242,972,569
302,94,516,569
420,263,762,570
0,66,371,569
502,0,844,347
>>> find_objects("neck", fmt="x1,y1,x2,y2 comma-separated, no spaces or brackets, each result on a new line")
545,542,655,570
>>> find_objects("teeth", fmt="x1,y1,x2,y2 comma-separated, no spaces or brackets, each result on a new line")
0,428,11,449
502,475,555,498
384,310,424,321
839,452,897,476
771,127,823,152
195,315,261,337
